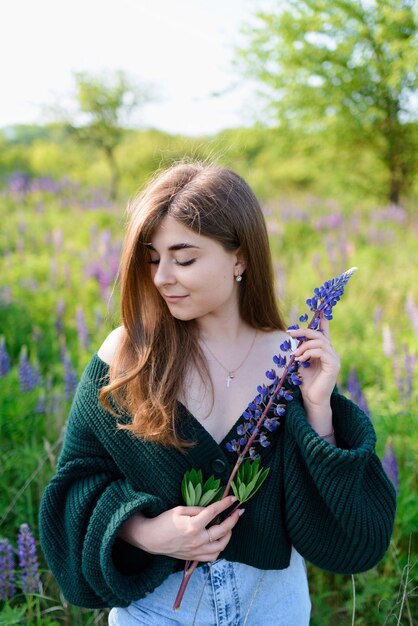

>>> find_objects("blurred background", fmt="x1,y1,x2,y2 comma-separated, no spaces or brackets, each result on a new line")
0,0,417,624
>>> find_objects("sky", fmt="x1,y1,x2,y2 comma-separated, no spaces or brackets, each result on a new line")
1,0,266,136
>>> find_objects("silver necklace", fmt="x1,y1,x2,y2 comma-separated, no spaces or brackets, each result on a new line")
201,330,258,388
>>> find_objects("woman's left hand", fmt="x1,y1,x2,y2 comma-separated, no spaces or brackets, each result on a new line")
287,316,340,422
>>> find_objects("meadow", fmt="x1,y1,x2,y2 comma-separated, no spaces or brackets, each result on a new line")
0,170,417,625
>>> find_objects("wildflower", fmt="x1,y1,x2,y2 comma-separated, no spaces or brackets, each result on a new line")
346,369,371,417
382,324,394,357
383,439,400,494
226,268,357,458
62,350,77,400
0,336,11,377
405,294,418,336
176,268,358,610
18,346,37,392
17,524,40,594
35,392,47,414
55,299,65,335
0,538,16,600
76,305,89,350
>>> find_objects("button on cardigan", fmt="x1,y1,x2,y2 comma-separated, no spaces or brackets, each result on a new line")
39,353,396,608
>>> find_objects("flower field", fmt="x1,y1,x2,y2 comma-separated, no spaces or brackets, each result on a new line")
0,173,417,625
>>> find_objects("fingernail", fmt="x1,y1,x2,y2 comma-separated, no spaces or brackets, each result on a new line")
230,496,238,502
238,508,245,516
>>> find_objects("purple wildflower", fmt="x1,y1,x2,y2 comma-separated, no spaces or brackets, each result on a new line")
76,306,90,350
35,392,47,414
62,351,77,400
382,324,394,357
226,268,357,458
399,344,416,402
383,439,400,494
18,347,37,392
374,306,383,328
55,299,65,335
0,538,16,600
0,337,11,377
405,294,418,337
346,369,371,417
17,524,40,594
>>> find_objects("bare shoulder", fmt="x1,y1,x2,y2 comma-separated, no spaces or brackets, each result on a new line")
97,326,125,365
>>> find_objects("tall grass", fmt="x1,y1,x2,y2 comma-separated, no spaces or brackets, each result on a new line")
0,176,416,624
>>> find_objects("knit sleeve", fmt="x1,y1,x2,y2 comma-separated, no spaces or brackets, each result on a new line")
39,362,177,608
282,391,396,574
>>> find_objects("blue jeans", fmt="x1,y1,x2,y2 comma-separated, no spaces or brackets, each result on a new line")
108,548,311,625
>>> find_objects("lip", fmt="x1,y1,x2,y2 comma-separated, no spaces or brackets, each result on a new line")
163,295,188,302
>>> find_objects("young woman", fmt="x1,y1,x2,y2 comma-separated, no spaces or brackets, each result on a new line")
39,162,396,625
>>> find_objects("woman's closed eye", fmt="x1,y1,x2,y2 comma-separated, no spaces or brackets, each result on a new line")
148,258,196,267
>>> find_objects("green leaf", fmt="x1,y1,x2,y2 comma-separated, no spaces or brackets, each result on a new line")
238,482,247,501
199,486,223,507
194,482,202,504
188,482,196,505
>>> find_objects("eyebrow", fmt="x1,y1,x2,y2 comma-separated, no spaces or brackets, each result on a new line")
144,243,201,251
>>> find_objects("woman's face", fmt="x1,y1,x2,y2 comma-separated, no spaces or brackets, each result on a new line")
147,215,243,323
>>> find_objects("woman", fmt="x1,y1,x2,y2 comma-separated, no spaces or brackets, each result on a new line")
39,162,396,625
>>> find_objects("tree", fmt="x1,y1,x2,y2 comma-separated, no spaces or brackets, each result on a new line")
69,71,153,200
239,0,418,203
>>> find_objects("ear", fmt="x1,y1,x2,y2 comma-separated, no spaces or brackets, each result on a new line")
234,248,246,276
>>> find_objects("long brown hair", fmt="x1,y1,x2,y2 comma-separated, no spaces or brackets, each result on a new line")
99,160,286,449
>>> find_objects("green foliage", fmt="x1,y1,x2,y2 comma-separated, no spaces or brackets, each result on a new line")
68,70,155,199
239,0,418,203
231,459,270,503
0,173,416,624
181,469,223,506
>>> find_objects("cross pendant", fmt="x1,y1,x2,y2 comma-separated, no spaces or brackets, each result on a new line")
226,372,235,387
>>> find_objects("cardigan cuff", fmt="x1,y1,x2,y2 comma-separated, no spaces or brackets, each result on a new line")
82,481,177,607
285,391,377,474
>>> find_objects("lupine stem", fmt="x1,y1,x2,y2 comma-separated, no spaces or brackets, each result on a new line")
173,268,358,610
172,312,321,610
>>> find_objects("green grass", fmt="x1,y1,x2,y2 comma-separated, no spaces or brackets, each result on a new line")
0,180,416,625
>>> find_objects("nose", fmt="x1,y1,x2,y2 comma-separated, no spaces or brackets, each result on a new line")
152,259,176,288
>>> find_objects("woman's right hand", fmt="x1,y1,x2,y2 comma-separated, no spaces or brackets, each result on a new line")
119,495,244,562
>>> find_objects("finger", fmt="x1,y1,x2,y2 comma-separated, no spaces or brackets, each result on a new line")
288,327,329,342
195,496,238,528
296,348,336,363
176,506,206,517
319,314,331,340
294,339,333,356
205,508,243,543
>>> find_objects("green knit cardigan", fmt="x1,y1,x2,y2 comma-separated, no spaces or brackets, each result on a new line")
39,353,396,609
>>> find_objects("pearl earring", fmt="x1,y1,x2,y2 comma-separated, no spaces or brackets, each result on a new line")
235,274,242,283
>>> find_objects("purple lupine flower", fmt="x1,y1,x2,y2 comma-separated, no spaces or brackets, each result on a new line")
0,538,16,600
76,306,89,351
226,268,357,458
405,294,418,337
55,299,65,335
52,229,63,250
399,344,416,402
346,369,371,417
0,337,11,377
382,324,394,357
17,524,40,594
35,392,47,414
374,306,383,328
18,347,37,392
62,351,77,400
8,172,31,194
383,439,400,494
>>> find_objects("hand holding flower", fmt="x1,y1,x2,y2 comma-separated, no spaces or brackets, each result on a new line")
288,316,340,432
119,496,241,562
